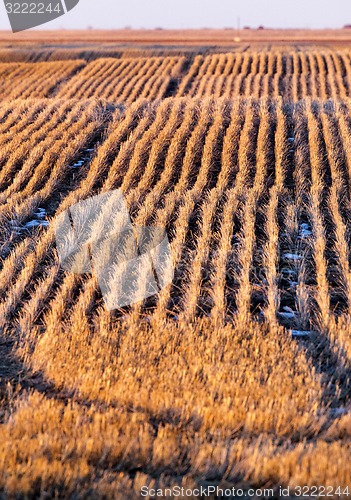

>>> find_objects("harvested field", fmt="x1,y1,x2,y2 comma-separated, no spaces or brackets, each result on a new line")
0,35,351,498
177,50,351,99
57,57,186,103
0,60,85,99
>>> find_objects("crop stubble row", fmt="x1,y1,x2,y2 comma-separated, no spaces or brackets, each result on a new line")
1,96,351,365
1,49,351,101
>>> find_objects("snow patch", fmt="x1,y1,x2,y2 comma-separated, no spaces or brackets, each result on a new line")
279,306,297,320
299,223,312,239
68,147,95,169
282,268,297,278
283,253,303,261
279,312,296,320
291,330,312,338
24,220,49,229
34,208,46,219
330,407,349,417
69,160,85,169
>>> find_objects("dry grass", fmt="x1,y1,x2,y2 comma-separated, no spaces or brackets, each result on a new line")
56,57,186,103
1,42,351,498
0,60,85,99
177,50,351,99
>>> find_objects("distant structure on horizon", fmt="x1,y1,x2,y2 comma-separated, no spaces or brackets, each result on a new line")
243,26,266,31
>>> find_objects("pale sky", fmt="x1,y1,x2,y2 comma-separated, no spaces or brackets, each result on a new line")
0,0,350,30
